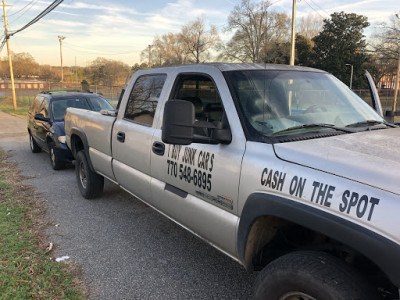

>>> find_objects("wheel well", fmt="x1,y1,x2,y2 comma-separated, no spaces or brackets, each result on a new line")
245,216,397,298
71,134,84,158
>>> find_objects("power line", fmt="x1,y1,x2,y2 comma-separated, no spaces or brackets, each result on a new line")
301,0,326,19
9,0,64,37
307,0,330,17
63,42,138,56
8,0,39,19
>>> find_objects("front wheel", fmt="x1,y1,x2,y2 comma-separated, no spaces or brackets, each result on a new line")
76,150,104,199
49,142,64,170
253,251,379,300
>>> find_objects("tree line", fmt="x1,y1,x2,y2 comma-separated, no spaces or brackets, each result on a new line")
0,0,399,90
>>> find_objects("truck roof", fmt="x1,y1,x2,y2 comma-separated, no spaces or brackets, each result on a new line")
138,63,326,74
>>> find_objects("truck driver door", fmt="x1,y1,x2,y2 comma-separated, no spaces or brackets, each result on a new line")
150,72,246,258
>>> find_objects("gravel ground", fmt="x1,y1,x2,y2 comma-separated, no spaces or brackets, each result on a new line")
0,110,256,299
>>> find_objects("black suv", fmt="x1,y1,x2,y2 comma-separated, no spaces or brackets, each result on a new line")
27,91,114,170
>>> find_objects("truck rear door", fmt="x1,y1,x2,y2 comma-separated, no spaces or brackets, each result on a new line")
111,73,167,202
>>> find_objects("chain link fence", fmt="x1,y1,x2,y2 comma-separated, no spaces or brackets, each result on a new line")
0,81,124,108
353,89,399,113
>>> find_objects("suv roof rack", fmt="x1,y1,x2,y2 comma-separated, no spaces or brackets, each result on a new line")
40,89,93,94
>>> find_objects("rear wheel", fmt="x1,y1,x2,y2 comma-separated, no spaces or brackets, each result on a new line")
49,142,64,170
76,150,104,199
253,251,379,300
29,134,41,153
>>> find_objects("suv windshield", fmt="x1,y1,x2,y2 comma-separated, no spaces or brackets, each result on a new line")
51,96,113,121
225,70,384,140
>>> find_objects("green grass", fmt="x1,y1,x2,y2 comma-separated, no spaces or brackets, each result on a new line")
0,96,32,117
0,151,85,299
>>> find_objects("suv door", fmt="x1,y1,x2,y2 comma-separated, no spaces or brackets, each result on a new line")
150,72,247,258
111,73,167,202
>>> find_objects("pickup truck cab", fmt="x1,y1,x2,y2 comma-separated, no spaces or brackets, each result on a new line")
65,63,400,299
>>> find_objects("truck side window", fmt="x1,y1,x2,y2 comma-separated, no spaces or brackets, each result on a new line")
124,74,167,126
172,74,224,137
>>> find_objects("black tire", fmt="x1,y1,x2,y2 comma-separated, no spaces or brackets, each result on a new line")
49,142,64,170
29,134,41,153
76,150,104,199
253,251,379,300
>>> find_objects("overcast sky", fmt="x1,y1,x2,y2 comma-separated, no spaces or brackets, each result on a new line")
2,0,399,67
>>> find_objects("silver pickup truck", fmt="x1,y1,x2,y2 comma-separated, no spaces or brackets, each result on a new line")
65,63,400,300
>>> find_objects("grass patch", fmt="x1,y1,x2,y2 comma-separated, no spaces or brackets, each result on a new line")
0,97,32,117
0,150,86,299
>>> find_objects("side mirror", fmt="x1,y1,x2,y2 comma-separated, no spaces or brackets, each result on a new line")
34,113,50,123
162,100,232,145
100,109,118,117
162,100,194,145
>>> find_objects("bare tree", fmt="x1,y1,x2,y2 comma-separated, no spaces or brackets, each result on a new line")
297,13,324,39
180,17,221,63
85,57,131,86
0,52,40,78
222,0,272,63
141,18,220,66
370,15,400,87
141,33,188,67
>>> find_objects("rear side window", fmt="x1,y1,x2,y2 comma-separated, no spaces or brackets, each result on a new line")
124,74,167,126
29,96,43,114
38,98,49,118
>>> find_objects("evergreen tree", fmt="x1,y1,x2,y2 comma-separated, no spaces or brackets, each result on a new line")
313,12,370,88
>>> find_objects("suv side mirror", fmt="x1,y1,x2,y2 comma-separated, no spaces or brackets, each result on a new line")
34,113,50,123
162,100,232,145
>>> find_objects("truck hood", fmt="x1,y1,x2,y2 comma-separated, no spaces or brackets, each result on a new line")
273,128,400,195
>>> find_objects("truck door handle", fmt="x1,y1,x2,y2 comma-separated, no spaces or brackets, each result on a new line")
152,141,165,156
117,131,125,143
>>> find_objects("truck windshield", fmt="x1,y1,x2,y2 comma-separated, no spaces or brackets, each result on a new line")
225,70,384,139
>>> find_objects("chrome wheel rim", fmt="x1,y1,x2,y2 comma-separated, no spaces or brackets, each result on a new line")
30,135,34,150
79,161,87,189
50,148,56,166
279,292,317,300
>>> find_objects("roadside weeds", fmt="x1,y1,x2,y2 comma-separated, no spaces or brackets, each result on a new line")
0,149,87,299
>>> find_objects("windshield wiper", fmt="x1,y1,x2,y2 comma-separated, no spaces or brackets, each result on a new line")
272,123,354,136
345,120,395,128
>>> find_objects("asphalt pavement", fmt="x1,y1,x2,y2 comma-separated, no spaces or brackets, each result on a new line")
0,110,256,299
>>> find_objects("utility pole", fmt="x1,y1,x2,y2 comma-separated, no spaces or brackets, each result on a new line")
393,54,400,113
75,56,78,88
2,0,17,110
148,44,152,67
346,64,353,90
392,13,400,114
289,0,296,66
58,35,66,82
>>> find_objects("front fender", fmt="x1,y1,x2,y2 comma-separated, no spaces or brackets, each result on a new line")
237,193,400,287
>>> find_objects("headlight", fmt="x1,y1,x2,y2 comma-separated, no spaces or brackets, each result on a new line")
58,136,66,144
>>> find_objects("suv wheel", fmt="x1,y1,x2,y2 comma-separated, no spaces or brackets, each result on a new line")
29,134,41,153
253,251,379,300
49,142,64,170
76,150,104,199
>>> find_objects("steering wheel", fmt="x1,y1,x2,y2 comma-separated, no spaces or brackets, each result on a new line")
303,105,327,114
